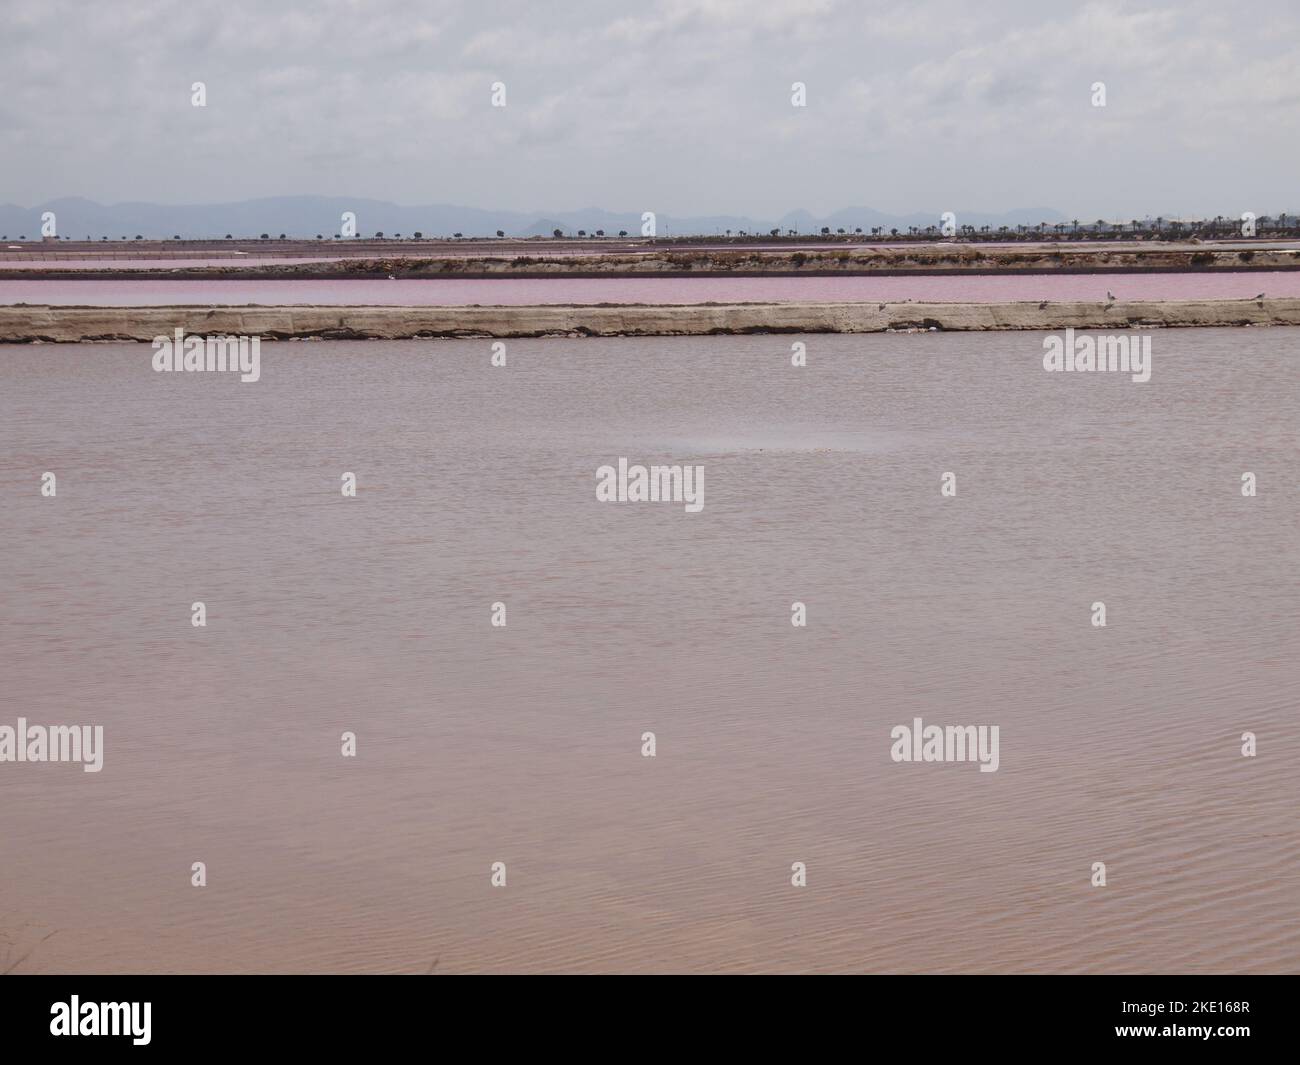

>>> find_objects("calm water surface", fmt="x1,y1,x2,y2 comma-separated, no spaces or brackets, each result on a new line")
1,329,1297,973
3,271,1300,306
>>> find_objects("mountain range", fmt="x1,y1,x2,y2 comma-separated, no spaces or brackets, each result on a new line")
0,196,1071,240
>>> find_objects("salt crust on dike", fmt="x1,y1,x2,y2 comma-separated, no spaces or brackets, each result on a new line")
1,299,1298,342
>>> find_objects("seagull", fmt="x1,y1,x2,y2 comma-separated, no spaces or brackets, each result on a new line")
1038,300,1048,309
388,274,397,280
1254,292,1265,300
1106,290,1117,301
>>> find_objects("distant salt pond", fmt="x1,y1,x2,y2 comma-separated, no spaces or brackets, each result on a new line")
1,272,1298,306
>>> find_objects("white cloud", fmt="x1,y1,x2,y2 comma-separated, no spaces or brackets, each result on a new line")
2,0,1297,217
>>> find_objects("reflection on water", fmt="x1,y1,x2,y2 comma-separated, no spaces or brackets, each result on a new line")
1,329,1297,973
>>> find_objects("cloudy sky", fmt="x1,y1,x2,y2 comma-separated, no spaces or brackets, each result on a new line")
3,0,1297,218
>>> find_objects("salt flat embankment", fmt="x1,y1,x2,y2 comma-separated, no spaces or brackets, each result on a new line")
2,299,1297,342
5,242,1300,280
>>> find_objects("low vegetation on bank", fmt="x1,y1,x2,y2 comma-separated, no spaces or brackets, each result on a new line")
4,243,1294,282
326,245,1296,278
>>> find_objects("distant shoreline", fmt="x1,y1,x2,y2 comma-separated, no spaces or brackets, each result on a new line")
4,239,1300,281
8,264,1300,282
4,298,1298,342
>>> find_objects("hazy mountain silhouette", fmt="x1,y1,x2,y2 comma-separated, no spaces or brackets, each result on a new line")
0,196,1070,241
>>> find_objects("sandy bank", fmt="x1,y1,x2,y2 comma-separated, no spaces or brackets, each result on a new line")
2,299,1297,342
5,243,1300,280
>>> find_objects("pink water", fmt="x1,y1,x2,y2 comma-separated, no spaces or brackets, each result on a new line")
2,331,1297,974
1,272,1297,306
0,257,358,270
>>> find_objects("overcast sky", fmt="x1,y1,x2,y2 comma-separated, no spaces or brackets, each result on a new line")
3,0,1297,218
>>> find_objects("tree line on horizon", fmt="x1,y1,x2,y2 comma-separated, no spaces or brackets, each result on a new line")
4,215,1295,244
